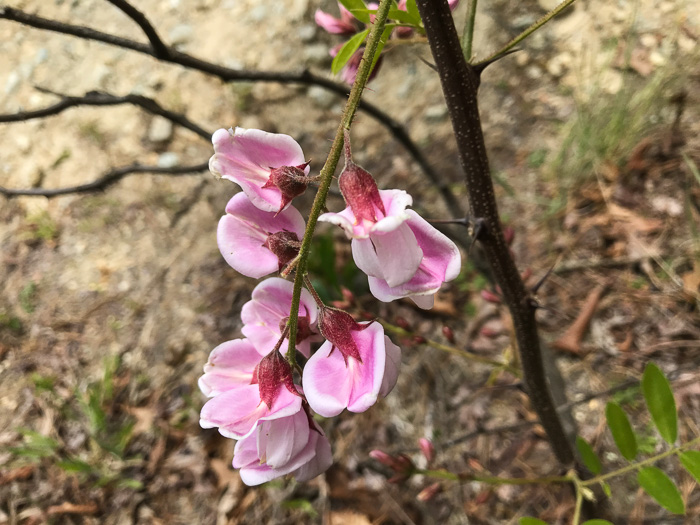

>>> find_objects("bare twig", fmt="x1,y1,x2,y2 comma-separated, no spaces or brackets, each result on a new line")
415,0,576,467
0,6,461,216
105,0,170,58
0,88,211,140
0,162,209,198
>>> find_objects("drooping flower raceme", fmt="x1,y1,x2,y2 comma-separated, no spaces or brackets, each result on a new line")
241,277,319,358
210,127,314,213
303,308,401,417
217,192,305,278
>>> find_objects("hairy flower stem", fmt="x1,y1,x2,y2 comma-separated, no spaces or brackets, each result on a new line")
414,0,576,467
285,0,394,369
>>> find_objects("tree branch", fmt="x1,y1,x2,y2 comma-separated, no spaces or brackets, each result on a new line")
0,6,461,216
0,162,209,198
414,0,575,467
104,0,170,58
0,88,211,139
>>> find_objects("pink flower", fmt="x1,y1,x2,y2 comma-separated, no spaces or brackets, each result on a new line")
209,127,312,213
314,3,356,35
200,381,302,440
319,141,461,309
241,278,319,358
362,210,461,310
217,192,305,279
302,318,401,417
198,338,264,397
233,408,332,485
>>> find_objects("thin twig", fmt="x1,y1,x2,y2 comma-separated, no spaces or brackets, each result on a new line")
476,0,578,66
461,0,478,61
0,6,461,216
0,162,209,197
0,88,210,139
105,0,170,58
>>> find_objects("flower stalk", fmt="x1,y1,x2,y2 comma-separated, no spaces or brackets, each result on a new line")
285,0,394,368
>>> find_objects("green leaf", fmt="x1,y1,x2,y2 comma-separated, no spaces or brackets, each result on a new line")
576,436,602,475
331,29,369,75
339,0,371,23
600,481,612,498
641,363,677,444
637,466,685,514
605,402,638,461
405,0,419,20
519,519,548,525
679,451,700,484
116,478,144,489
369,25,395,74
57,458,94,473
387,7,421,25
582,521,614,525
281,499,318,518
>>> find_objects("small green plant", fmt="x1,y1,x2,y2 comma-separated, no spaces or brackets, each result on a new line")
25,211,58,241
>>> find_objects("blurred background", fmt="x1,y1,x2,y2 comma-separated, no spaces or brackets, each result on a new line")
1,0,699,523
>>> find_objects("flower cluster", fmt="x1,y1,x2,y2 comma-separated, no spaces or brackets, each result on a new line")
201,127,460,485
315,1,461,84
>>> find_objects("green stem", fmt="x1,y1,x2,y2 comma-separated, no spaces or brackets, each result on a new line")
581,435,700,486
461,0,478,61
419,469,569,485
285,0,394,368
380,321,521,376
476,0,578,66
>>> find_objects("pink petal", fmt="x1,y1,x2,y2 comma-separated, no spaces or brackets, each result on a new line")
241,277,318,357
217,193,305,279
314,8,356,34
198,339,264,397
366,210,461,306
293,432,333,482
210,128,308,212
302,322,388,417
371,189,413,234
256,410,310,468
200,384,302,440
302,341,353,417
378,336,401,397
318,207,360,238
367,222,423,287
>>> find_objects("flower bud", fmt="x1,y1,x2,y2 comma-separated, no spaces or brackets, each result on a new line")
480,289,502,304
417,482,442,502
418,438,435,464
442,326,455,344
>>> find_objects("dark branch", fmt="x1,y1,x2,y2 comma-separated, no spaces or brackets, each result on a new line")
0,88,211,140
0,162,209,198
415,0,576,467
105,0,170,58
0,6,461,216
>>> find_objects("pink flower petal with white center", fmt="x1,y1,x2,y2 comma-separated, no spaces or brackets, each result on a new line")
241,278,318,358
378,336,401,398
210,128,308,212
200,384,302,440
302,322,389,417
351,222,423,287
233,414,329,486
198,339,264,397
255,409,310,468
366,210,461,308
217,192,305,279
293,432,333,482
